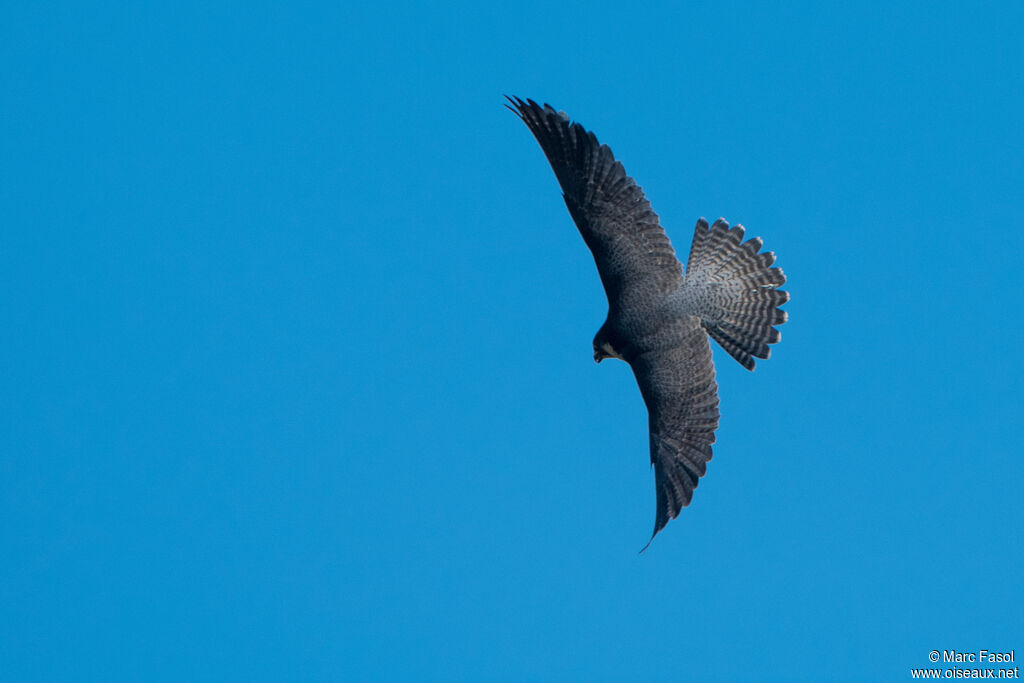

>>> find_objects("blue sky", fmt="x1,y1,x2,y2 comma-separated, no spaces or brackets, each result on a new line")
2,2,1022,680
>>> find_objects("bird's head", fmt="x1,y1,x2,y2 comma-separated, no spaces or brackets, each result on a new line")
593,324,624,364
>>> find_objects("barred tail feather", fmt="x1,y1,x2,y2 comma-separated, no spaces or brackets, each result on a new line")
685,218,789,370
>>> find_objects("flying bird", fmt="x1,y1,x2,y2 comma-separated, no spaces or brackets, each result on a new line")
507,96,788,548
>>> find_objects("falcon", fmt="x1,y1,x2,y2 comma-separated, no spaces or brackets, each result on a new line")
507,96,789,548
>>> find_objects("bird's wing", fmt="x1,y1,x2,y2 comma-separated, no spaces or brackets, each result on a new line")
629,318,720,547
507,96,683,305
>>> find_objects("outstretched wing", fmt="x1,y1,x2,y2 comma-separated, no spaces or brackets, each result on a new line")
507,96,683,305
629,319,720,548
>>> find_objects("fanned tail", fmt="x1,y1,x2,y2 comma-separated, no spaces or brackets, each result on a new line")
684,218,788,370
